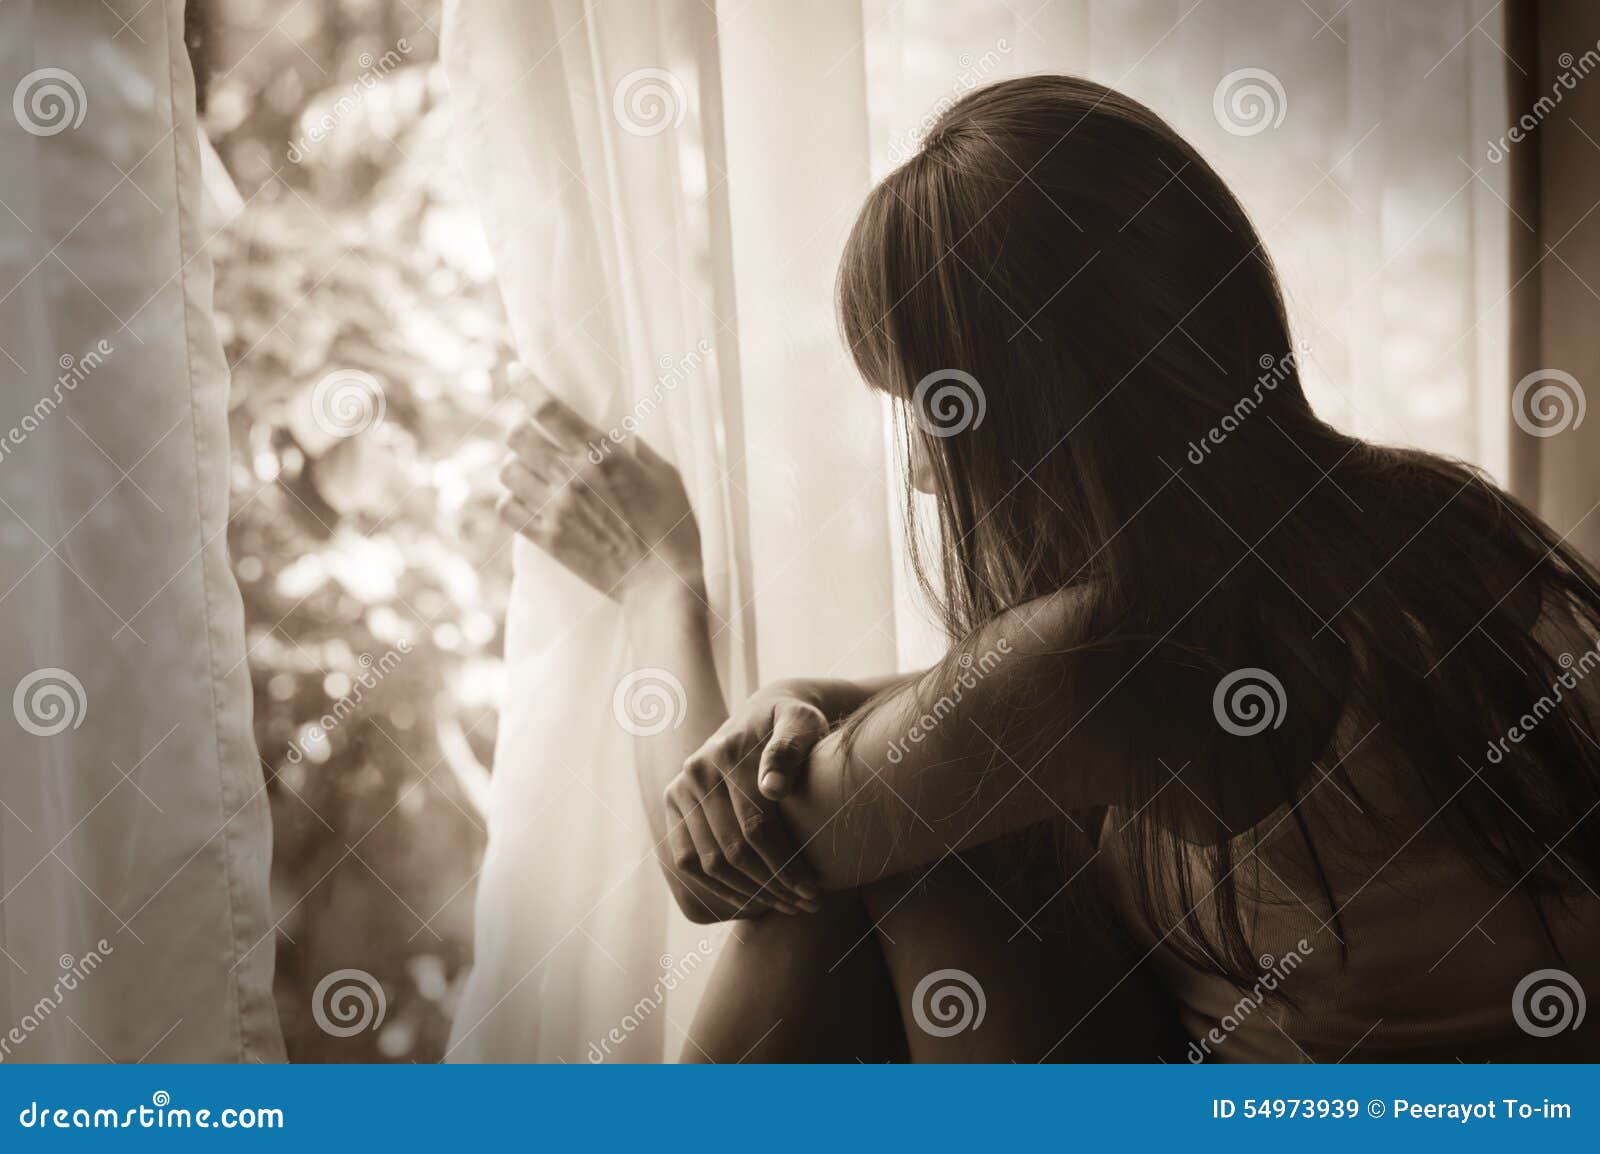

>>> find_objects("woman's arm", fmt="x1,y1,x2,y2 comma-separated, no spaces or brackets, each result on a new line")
496,381,778,920
617,582,776,919
497,378,877,920
778,591,1183,892
797,673,924,720
622,579,851,919
495,377,1187,911
664,584,1187,902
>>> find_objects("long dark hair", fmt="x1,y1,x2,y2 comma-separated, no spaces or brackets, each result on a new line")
837,75,1600,988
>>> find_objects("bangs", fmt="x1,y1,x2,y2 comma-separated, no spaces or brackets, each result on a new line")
837,169,915,399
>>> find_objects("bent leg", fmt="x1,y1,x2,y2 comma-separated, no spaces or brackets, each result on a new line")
686,826,1184,1063
684,895,907,1063
861,834,1185,1063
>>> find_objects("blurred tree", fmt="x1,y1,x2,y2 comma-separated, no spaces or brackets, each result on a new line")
199,0,514,1062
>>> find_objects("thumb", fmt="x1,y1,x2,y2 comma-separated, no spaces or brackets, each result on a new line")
757,701,828,800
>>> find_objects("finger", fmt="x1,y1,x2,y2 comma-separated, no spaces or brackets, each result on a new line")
556,468,625,533
500,490,605,562
501,459,623,558
497,456,550,507
698,775,813,911
552,482,641,564
496,492,549,542
681,788,798,913
687,786,790,909
688,708,777,779
665,797,766,915
724,782,821,907
519,380,606,454
508,419,569,472
758,700,829,800
544,482,612,543
505,361,560,414
683,722,795,903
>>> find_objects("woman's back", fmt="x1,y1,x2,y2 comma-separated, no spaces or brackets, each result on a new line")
1101,602,1600,1061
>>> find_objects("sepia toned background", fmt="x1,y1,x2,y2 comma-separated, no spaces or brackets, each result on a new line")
177,0,1600,1061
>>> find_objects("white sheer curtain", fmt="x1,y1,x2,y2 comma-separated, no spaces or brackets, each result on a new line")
444,0,1510,1061
440,0,745,1063
0,0,281,1061
443,0,894,1063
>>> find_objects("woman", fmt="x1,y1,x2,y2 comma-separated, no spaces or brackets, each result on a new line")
497,76,1600,1062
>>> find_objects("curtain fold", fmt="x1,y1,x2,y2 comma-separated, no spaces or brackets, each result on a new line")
0,0,280,1062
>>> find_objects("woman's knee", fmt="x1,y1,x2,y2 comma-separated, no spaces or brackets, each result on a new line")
684,895,905,1063
862,850,1184,1062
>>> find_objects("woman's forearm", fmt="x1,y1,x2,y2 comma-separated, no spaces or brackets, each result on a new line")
780,672,922,722
777,587,1160,891
621,580,1105,899
620,582,727,829
619,581,741,917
